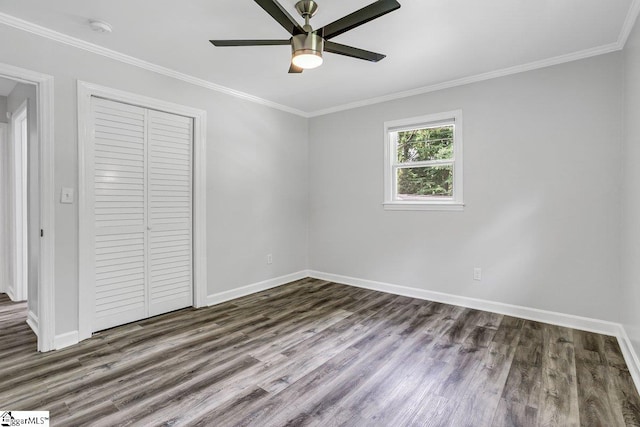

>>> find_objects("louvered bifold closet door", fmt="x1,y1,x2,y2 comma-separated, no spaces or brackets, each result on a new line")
147,110,193,316
91,97,147,331
90,98,193,332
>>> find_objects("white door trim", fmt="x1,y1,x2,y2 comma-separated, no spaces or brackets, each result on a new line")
0,62,55,352
0,122,7,295
11,100,28,302
77,80,207,341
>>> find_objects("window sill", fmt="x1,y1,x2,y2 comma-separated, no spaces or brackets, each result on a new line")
383,201,465,211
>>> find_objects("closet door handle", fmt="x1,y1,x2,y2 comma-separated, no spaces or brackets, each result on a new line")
147,225,152,231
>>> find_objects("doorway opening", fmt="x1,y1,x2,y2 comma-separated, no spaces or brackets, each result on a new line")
0,77,38,347
0,63,54,352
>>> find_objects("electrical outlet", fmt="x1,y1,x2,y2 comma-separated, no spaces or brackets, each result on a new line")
267,254,273,265
473,267,482,281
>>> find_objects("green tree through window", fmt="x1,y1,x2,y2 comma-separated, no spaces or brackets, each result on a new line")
396,125,454,197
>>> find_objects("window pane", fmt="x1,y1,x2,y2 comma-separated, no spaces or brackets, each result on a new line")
396,125,453,163
396,165,453,199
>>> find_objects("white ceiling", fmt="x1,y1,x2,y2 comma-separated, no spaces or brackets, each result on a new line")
0,0,636,113
0,76,17,96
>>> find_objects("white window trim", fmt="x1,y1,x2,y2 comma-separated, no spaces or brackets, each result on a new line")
77,81,208,342
383,110,464,211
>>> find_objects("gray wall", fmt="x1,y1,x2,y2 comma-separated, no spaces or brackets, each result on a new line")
0,95,7,123
622,17,640,352
0,19,633,341
7,82,39,317
0,24,309,336
308,53,623,322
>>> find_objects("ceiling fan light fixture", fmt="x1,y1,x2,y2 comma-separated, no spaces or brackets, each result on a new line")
292,33,324,69
292,50,323,69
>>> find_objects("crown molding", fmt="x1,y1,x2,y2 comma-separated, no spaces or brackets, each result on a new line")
618,0,640,49
306,42,622,117
1,2,639,119
0,12,309,118
306,0,640,116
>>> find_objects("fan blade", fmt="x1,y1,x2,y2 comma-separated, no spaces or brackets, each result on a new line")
319,0,401,40
288,63,304,73
210,39,291,47
324,41,386,62
254,0,305,35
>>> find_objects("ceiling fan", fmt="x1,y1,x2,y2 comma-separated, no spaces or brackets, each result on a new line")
210,0,401,73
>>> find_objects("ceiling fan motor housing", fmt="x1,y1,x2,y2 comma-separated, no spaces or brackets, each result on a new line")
292,32,324,57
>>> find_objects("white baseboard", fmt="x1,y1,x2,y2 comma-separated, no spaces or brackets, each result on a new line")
616,327,640,394
307,270,640,394
26,310,39,336
206,271,309,307
6,287,16,302
54,330,79,350
308,270,620,335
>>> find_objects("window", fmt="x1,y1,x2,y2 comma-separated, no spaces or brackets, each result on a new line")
384,110,463,211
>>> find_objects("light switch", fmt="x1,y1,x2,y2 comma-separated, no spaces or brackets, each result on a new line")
60,187,74,204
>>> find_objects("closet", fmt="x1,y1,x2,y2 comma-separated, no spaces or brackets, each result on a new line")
89,97,193,332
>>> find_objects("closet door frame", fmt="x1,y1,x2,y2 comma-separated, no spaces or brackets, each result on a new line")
77,81,207,342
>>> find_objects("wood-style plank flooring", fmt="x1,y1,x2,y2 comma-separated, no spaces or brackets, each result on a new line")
2,279,640,426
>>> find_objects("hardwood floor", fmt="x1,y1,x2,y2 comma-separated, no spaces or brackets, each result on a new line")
1,279,640,426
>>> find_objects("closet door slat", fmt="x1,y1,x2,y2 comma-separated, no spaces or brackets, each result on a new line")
91,98,148,331
147,109,193,316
